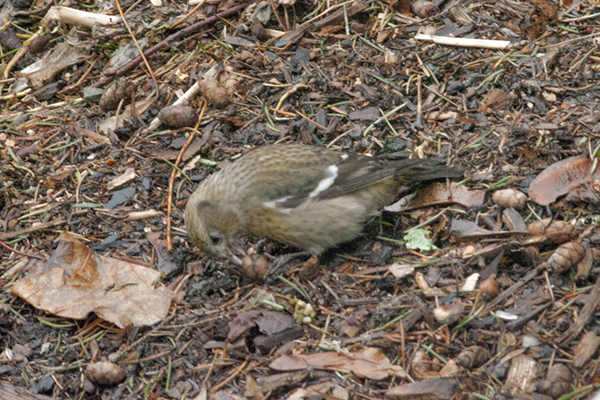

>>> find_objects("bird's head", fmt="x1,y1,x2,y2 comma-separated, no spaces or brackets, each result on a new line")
185,194,246,265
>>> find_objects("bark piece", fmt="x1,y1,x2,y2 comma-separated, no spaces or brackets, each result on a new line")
502,355,543,394
573,330,600,367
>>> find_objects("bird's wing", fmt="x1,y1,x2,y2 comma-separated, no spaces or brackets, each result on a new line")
244,150,402,209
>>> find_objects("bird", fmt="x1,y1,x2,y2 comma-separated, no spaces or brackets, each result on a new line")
185,144,460,266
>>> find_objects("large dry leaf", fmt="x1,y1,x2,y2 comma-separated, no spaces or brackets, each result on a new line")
11,232,174,328
269,347,406,380
529,155,600,205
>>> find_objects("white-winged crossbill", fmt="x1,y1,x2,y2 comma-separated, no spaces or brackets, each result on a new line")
185,144,459,264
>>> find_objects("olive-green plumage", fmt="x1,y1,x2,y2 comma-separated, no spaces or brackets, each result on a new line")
185,144,459,262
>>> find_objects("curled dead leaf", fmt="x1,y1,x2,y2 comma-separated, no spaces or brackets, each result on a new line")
298,255,320,281
412,349,439,378
414,272,429,290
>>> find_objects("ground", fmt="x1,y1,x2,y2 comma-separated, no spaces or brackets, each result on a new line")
1,0,600,399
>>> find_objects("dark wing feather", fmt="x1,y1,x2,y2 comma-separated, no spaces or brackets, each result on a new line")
243,145,459,210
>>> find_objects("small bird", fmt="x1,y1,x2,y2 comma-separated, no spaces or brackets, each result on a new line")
185,144,460,265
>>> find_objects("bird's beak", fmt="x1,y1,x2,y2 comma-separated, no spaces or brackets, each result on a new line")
228,240,246,257
228,241,246,266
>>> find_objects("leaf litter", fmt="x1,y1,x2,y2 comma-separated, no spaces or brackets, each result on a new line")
1,0,600,398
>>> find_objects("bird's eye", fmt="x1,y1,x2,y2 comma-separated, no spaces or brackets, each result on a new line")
210,236,220,245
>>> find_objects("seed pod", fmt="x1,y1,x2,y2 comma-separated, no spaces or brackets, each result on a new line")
536,363,571,398
199,76,231,109
527,218,575,245
576,247,593,281
412,0,439,17
240,254,269,279
85,360,127,386
479,274,498,301
298,255,320,281
547,241,586,273
99,79,134,111
29,34,53,54
415,271,430,290
492,189,527,210
457,346,489,369
157,105,198,128
528,218,573,235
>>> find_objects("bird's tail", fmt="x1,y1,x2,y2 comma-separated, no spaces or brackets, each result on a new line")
396,158,463,183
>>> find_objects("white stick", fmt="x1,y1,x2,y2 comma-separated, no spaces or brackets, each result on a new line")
414,34,520,50
43,6,122,28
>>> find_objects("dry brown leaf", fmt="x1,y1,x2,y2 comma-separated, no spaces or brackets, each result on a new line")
386,378,460,399
389,263,415,279
529,155,600,205
502,355,543,393
287,381,349,400
199,75,231,109
527,0,557,18
269,347,406,380
484,89,508,112
573,330,600,368
228,310,295,341
385,182,485,212
11,232,174,328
